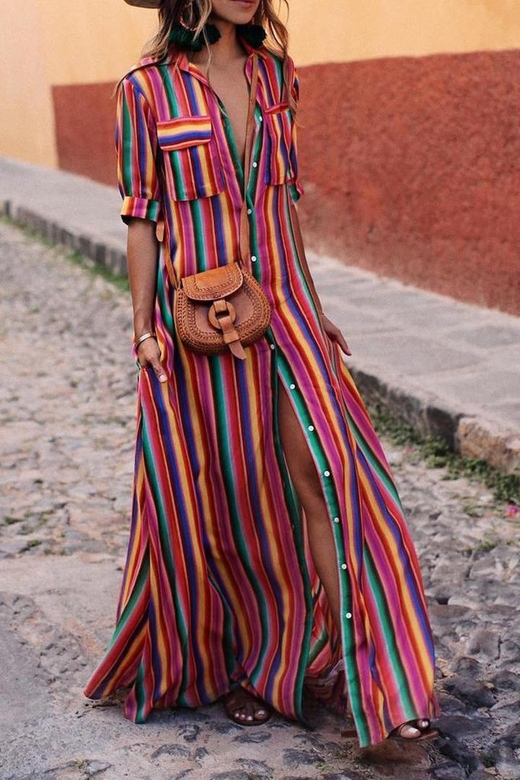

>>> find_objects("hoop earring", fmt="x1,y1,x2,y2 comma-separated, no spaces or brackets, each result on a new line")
179,0,197,31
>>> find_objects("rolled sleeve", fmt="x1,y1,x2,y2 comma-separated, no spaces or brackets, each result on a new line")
289,66,304,202
117,76,161,223
120,196,161,224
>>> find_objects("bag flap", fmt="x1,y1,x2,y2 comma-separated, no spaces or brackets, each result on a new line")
182,264,243,301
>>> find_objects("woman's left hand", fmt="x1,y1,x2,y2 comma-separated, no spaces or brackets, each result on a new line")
321,314,352,356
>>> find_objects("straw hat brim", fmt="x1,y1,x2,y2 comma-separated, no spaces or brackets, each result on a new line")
124,0,161,8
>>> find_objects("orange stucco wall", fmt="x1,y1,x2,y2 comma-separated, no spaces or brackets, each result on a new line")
296,51,520,315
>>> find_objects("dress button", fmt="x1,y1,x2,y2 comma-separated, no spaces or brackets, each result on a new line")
251,255,257,262
324,470,331,477
333,517,340,523
341,564,347,570
247,208,252,215
289,384,296,390
346,613,352,619
270,344,275,350
252,161,258,168
308,425,314,432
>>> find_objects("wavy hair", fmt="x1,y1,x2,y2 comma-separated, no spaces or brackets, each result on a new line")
143,0,290,61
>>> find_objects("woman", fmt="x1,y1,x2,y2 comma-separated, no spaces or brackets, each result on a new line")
84,0,439,746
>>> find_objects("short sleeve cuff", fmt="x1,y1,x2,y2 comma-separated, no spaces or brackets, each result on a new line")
289,179,304,203
121,196,161,224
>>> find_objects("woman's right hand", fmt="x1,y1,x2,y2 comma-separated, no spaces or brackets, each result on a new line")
137,338,168,383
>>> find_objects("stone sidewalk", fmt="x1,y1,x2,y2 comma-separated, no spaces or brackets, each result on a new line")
1,220,520,780
0,156,519,474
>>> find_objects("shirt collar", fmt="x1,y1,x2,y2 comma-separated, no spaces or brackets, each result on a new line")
174,40,266,76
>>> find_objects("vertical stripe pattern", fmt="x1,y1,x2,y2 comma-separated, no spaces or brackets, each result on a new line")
84,44,438,746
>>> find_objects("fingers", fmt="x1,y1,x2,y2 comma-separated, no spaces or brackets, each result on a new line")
149,358,168,383
321,315,352,356
137,340,168,383
336,333,352,356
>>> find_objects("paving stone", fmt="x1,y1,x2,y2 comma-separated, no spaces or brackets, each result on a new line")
443,676,496,709
436,736,481,773
436,715,491,740
232,731,273,744
491,743,520,780
235,758,274,778
151,744,192,760
282,749,324,768
468,773,496,780
322,773,366,780
429,763,467,780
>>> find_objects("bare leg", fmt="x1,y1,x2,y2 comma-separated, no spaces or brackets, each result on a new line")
278,389,341,628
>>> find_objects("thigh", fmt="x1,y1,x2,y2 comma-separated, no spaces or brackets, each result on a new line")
278,388,323,507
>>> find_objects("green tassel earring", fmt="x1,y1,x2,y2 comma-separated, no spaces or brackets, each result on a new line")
237,24,267,49
168,22,266,52
168,23,221,52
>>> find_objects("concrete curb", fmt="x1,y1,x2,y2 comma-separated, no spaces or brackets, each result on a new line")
350,367,520,475
1,199,127,278
2,197,519,476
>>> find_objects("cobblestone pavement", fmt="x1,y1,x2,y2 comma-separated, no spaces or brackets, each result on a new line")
1,220,519,780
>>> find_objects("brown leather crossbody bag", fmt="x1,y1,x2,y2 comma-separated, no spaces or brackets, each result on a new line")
174,55,271,360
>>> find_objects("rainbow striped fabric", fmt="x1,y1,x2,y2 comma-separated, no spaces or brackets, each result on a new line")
84,44,438,747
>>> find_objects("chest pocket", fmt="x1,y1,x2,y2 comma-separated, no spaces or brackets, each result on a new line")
157,116,225,201
263,103,294,186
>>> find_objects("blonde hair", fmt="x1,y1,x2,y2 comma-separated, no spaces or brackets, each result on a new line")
144,0,289,61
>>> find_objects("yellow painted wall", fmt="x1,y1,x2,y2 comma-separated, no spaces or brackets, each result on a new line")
41,0,156,86
0,2,57,166
1,0,520,168
0,0,155,167
289,0,520,65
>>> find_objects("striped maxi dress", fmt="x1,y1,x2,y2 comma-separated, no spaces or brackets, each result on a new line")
84,42,439,747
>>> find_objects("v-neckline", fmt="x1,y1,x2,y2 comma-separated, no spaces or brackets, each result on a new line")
218,96,246,188
187,56,255,187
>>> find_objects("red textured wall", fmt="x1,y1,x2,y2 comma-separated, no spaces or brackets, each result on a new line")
53,82,117,187
52,50,520,314
296,50,520,315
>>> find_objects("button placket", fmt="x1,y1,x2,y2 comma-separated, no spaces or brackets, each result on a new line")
285,372,352,624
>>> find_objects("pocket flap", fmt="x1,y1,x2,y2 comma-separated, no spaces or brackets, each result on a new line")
182,264,243,301
158,116,213,151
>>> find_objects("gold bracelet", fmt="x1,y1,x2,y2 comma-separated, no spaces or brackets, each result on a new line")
135,332,156,348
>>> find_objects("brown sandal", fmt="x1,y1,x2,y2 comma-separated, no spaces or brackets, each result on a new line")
224,688,271,726
388,719,438,743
